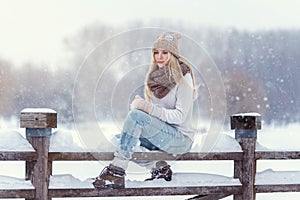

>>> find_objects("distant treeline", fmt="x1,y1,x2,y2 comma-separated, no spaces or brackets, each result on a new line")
0,21,299,125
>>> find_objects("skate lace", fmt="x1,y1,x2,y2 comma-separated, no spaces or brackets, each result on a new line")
97,166,125,178
151,166,169,178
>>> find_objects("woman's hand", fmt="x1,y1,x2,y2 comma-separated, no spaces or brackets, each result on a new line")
130,95,153,114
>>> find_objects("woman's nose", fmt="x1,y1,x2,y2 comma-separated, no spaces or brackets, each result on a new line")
158,52,163,58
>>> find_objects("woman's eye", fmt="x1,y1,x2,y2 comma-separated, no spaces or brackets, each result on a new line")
153,51,159,54
162,51,168,54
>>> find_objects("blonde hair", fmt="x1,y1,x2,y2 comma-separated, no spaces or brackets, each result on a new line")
144,51,197,101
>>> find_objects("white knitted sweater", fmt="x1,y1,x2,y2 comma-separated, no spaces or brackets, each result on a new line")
150,73,196,139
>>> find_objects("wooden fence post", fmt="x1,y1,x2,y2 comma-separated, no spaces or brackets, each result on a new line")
20,108,57,200
231,113,261,200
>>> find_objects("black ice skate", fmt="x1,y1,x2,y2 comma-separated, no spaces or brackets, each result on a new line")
93,164,125,189
145,160,172,181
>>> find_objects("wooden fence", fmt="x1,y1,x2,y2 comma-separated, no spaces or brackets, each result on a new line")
0,109,299,199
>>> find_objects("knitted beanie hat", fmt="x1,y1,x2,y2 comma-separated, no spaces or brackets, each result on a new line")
152,32,182,58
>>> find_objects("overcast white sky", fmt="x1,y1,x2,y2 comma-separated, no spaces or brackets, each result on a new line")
1,0,300,69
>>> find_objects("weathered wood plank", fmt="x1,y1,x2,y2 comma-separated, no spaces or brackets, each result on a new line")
20,109,57,128
0,151,37,161
27,137,50,200
255,184,300,193
49,186,242,198
0,150,244,161
234,138,256,200
255,151,300,160
48,152,243,161
187,193,232,200
231,113,260,200
0,189,35,198
231,114,261,130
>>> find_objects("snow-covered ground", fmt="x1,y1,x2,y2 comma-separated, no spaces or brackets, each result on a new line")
0,119,300,199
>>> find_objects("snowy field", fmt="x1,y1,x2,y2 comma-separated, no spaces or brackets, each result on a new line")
0,118,299,200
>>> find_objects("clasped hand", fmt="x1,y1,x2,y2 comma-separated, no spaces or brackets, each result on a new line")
130,95,153,114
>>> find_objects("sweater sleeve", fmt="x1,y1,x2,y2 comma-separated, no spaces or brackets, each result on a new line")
150,73,194,125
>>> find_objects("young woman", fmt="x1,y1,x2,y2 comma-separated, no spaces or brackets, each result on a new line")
93,32,197,189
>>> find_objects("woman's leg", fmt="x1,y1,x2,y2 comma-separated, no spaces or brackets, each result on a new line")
112,109,192,169
94,109,192,188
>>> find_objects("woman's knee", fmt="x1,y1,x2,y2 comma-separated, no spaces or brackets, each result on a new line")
127,109,152,126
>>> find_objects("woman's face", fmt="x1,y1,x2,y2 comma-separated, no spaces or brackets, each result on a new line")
153,48,170,67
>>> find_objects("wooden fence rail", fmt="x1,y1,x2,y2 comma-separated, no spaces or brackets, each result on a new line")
0,108,299,200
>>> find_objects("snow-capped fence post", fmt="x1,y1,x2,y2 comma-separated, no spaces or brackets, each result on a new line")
231,113,261,200
20,108,57,200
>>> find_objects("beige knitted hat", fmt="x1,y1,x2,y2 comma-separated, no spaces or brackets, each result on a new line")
152,32,182,58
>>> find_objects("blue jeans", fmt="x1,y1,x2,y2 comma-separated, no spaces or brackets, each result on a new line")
114,109,193,160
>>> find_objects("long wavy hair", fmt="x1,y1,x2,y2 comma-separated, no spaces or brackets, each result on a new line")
144,51,197,101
